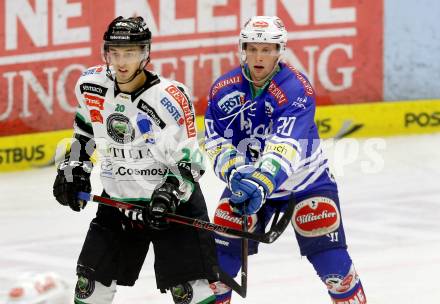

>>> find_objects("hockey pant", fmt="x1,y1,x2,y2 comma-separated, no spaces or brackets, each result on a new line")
211,189,366,303
74,185,218,303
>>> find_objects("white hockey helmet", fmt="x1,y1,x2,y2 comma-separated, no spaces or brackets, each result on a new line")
239,16,287,62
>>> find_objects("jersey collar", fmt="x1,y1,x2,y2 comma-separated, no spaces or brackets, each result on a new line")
245,64,281,99
114,70,161,101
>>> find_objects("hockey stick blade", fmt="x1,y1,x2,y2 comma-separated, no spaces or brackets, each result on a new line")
77,192,294,244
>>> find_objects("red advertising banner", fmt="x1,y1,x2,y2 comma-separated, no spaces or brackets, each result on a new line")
0,0,383,137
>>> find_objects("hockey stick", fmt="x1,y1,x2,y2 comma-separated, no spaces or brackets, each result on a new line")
224,206,281,295
240,213,249,297
77,192,294,244
215,212,248,298
225,207,284,297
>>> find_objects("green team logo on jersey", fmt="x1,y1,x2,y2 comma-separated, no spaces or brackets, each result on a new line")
107,113,135,144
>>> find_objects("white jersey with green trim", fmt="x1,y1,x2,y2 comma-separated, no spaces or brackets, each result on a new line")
73,65,201,201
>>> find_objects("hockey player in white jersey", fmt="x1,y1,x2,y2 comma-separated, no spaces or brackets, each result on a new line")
53,16,218,304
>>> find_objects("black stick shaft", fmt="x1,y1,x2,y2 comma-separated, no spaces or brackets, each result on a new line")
241,214,248,297
83,193,274,243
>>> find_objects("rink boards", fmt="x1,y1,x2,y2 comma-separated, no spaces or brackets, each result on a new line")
1,99,439,172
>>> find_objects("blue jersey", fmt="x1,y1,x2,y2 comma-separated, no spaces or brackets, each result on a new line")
204,62,337,199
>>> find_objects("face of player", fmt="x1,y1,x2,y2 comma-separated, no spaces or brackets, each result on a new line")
107,45,147,84
245,43,280,86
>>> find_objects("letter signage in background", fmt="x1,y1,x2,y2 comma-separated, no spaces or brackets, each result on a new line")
0,0,383,137
133,0,383,112
0,0,102,136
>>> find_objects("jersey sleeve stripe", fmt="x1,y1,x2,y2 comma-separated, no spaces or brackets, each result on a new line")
292,162,328,192
296,143,322,167
204,137,228,150
267,136,301,151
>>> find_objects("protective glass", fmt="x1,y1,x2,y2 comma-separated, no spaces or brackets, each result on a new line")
105,45,149,65
244,45,280,57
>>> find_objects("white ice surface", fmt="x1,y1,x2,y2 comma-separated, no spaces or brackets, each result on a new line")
1,133,440,303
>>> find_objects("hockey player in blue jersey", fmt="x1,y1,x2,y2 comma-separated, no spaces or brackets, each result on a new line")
205,16,367,303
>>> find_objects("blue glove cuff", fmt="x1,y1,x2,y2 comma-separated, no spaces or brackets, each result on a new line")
246,170,275,196
217,151,246,183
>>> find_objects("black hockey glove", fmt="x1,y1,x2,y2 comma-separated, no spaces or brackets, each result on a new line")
53,160,92,212
144,182,180,230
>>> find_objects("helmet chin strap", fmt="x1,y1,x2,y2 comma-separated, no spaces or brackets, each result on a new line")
240,54,282,87
115,68,143,85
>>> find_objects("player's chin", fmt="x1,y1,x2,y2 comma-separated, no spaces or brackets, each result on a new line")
254,68,268,76
254,71,270,81
116,72,130,81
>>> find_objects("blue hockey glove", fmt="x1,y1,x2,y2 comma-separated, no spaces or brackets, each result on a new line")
229,166,276,214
